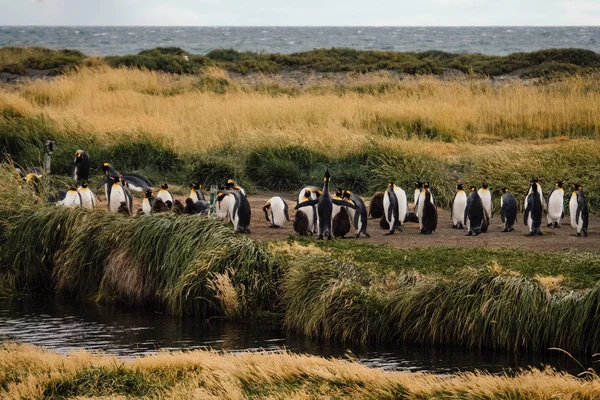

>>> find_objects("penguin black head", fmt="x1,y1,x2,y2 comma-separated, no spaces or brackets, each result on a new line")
103,163,110,175
217,191,226,202
502,188,509,193
315,190,322,198
470,186,477,192
343,190,351,200
110,176,120,184
456,183,464,191
573,183,582,191
335,188,343,197
121,179,128,187
144,189,153,198
556,181,563,188
161,183,169,190
303,189,312,199
532,177,540,183
423,182,430,189
69,184,77,191
388,181,394,187
324,169,331,182
191,183,200,190
415,181,424,189
82,182,88,189
75,150,86,162
481,182,489,189
531,182,538,192
226,179,235,189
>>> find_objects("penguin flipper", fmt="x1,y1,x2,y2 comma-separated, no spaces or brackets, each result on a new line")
97,176,110,190
263,203,271,222
282,198,290,221
524,197,532,225
464,196,472,225
296,199,318,209
500,204,506,223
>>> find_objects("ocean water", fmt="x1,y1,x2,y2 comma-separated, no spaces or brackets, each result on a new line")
0,26,598,56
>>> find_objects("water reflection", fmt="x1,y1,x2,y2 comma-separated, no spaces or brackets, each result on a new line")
0,298,591,375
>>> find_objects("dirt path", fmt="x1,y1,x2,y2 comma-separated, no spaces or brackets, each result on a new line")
113,192,598,253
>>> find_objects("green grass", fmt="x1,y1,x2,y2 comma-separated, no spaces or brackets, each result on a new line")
4,46,600,77
280,245,600,353
295,238,600,290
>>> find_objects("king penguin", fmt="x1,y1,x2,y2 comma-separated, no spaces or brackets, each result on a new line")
478,182,493,219
524,182,543,236
108,176,127,213
464,186,485,236
570,184,589,237
142,189,155,215
525,177,546,212
77,182,96,209
263,196,290,228
413,181,423,215
383,182,408,235
342,190,370,238
546,181,565,228
226,179,246,196
73,150,90,183
295,169,333,240
156,183,174,207
500,188,518,232
190,183,205,202
218,190,251,233
420,187,437,234
58,185,82,207
121,178,133,215
296,188,316,234
451,184,467,229
368,192,385,219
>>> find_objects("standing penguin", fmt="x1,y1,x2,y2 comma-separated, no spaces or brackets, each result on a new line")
332,206,351,238
547,181,565,228
415,182,434,219
226,179,246,196
478,182,493,219
263,196,290,228
524,182,544,236
190,183,205,202
420,188,437,234
383,182,408,235
156,183,174,207
464,186,485,236
73,150,90,183
451,184,467,229
142,189,155,215
217,190,251,233
341,190,370,238
77,182,96,209
58,185,82,207
368,192,385,219
293,210,310,236
570,184,589,237
500,188,518,232
525,177,546,212
108,176,127,213
121,178,133,215
295,170,334,240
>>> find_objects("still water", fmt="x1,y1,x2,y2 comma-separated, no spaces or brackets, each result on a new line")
0,298,590,375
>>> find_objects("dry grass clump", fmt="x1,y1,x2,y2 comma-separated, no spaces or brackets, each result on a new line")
3,67,600,154
1,343,599,399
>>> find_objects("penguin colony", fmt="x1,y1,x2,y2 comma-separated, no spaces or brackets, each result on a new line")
37,149,591,238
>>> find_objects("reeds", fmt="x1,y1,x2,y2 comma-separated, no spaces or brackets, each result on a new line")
0,205,279,318
1,343,599,399
281,252,600,354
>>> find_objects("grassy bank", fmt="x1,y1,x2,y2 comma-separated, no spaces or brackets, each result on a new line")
2,66,600,207
1,344,599,399
3,46,600,77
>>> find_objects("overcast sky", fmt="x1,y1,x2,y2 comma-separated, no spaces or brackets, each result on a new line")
1,0,599,26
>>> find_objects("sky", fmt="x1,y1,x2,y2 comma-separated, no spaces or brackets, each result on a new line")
0,0,598,26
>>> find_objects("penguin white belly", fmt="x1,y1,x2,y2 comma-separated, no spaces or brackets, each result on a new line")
347,207,357,232
414,190,421,216
452,193,467,226
227,195,239,230
61,191,81,207
383,192,395,227
78,188,95,209
190,191,199,203
269,197,287,227
156,190,173,204
298,205,314,232
569,194,578,229
547,190,564,224
417,193,426,229
216,196,231,220
142,198,152,214
109,186,126,212
73,166,78,181
393,187,408,225
478,189,492,218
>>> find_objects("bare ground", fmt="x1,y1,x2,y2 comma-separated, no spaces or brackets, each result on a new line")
116,192,599,253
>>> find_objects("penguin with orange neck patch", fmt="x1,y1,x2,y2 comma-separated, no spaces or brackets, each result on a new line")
295,169,333,240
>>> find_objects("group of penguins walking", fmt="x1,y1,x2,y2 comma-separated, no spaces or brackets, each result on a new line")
49,150,590,238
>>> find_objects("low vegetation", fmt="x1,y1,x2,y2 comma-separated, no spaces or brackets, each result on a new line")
0,47,85,75
1,344,599,399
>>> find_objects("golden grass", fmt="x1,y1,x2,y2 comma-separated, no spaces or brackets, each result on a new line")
1,343,598,399
2,66,600,155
